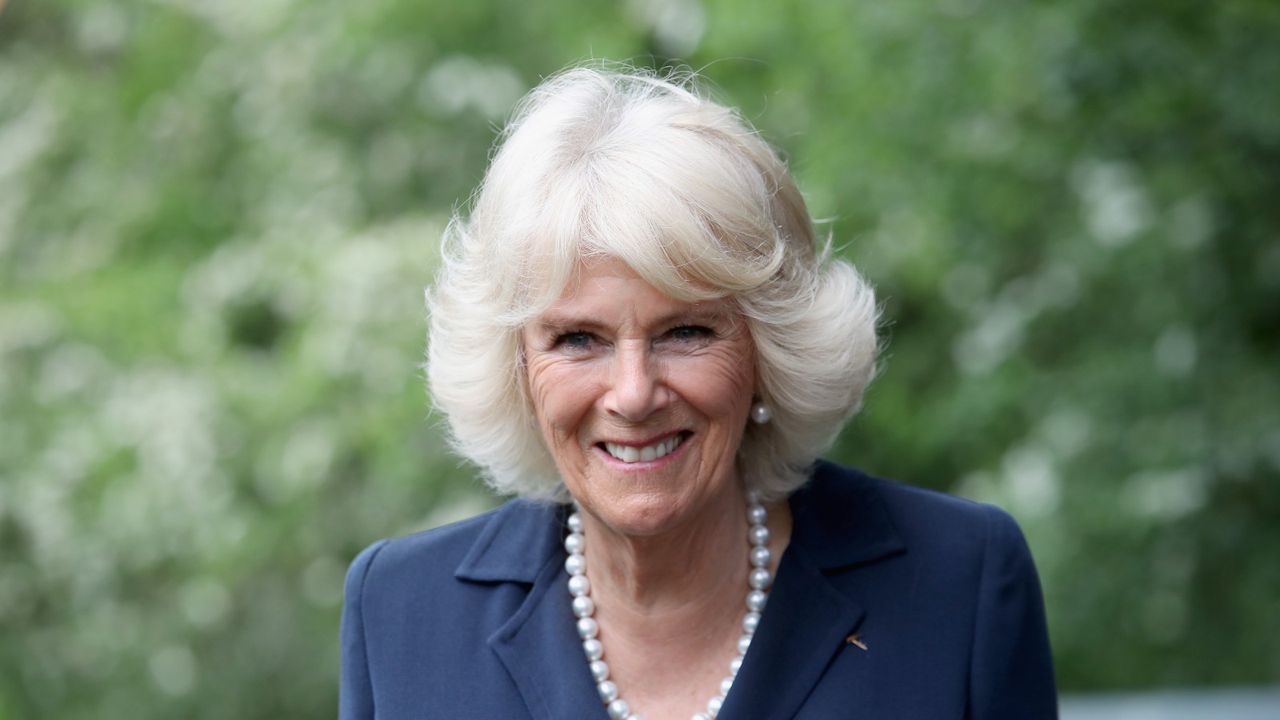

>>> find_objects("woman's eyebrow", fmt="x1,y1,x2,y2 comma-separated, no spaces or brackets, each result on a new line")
533,316,607,334
533,303,729,333
657,306,730,326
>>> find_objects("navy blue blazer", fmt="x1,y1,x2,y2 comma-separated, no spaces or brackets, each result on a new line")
340,461,1057,719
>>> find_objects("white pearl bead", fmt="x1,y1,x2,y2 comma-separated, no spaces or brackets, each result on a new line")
707,694,724,716
565,553,586,576
590,659,610,682
583,638,604,661
564,532,585,554
719,675,734,696
749,568,772,590
572,595,595,618
750,546,771,568
737,633,752,655
746,590,767,612
567,513,583,533
577,617,599,639
750,402,772,424
742,611,761,634
729,656,743,675
747,505,767,525
607,698,630,719
598,680,618,703
568,574,591,597
749,525,770,547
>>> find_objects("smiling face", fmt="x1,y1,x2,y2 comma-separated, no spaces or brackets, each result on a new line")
521,257,756,537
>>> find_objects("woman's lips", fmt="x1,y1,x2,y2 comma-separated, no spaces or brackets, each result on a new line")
595,431,692,467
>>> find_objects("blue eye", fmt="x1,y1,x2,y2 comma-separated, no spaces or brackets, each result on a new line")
552,331,594,350
667,325,713,342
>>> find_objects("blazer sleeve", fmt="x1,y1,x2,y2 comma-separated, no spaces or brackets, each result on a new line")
968,505,1058,719
340,539,388,720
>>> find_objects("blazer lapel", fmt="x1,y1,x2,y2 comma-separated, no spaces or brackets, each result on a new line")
457,500,607,720
720,462,907,719
719,546,867,720
488,551,608,720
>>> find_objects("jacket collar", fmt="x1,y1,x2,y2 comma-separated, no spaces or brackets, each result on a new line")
456,461,907,719
454,498,566,584
787,459,907,570
454,461,905,584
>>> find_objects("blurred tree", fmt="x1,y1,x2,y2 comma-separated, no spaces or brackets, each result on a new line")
0,0,1277,717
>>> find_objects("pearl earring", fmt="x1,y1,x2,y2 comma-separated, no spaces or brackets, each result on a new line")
750,401,772,424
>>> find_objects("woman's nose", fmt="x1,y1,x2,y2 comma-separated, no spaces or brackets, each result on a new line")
603,344,667,421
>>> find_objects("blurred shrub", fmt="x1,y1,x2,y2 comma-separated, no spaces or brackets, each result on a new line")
1,0,1277,717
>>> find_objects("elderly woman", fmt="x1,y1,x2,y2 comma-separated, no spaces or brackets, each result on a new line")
341,66,1057,720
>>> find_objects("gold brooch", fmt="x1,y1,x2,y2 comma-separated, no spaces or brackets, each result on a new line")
845,633,868,651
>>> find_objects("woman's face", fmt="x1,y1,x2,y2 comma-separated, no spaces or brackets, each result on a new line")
521,257,756,536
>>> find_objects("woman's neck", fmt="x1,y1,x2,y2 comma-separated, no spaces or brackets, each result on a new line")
574,491,793,720
578,489,792,646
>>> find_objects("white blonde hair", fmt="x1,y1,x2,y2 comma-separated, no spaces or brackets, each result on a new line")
426,64,878,501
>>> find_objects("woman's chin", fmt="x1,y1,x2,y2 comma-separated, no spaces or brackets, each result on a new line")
580,491,693,539
568,448,738,538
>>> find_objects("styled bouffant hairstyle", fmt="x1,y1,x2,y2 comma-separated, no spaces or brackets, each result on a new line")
427,64,878,502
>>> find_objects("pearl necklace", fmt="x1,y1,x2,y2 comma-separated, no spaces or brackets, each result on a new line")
564,496,773,720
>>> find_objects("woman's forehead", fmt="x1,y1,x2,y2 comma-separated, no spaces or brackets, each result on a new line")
511,246,736,329
531,256,732,323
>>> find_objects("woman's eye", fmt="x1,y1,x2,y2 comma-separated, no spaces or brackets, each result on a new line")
552,331,594,350
666,325,713,343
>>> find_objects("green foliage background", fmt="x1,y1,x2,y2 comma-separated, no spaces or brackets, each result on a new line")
2,0,1278,717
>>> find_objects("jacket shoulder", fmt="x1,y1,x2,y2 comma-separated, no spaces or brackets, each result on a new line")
808,460,1029,565
798,462,1056,715
354,505,503,585
347,496,563,609
340,508,507,720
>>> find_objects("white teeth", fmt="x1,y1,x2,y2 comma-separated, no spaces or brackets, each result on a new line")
604,435,683,463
